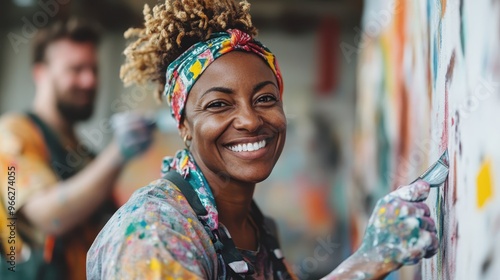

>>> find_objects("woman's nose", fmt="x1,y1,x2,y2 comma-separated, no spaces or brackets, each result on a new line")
232,105,263,132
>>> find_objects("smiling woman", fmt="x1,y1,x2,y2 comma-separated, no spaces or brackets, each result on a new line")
86,0,439,279
182,51,286,187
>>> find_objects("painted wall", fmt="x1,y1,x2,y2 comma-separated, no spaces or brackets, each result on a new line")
354,0,500,279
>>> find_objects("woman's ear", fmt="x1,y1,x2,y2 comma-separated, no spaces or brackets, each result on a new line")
179,118,193,150
178,117,191,140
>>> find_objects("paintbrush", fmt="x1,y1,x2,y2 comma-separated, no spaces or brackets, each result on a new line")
411,150,449,187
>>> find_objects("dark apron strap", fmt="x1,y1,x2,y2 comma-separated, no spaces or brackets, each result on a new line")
250,201,291,279
163,171,253,279
25,112,70,277
163,171,293,279
162,171,208,216
26,112,80,180
164,170,293,279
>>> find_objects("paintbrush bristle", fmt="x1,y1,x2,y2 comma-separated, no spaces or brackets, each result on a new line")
409,150,450,187
420,150,450,187
440,149,449,166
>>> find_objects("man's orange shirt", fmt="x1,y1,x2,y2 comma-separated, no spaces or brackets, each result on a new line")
0,113,111,280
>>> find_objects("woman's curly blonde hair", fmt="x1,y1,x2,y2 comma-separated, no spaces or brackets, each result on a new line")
120,0,257,99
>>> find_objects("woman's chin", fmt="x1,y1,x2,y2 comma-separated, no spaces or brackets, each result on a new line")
229,167,274,185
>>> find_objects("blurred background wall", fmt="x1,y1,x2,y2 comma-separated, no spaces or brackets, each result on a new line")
2,0,499,279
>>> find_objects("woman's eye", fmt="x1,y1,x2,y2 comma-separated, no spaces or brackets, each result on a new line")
207,101,228,108
256,95,277,104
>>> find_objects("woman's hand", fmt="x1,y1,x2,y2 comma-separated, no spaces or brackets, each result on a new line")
323,180,438,279
359,180,438,268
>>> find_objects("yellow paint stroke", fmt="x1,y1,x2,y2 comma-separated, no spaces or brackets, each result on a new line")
150,257,161,272
476,159,494,209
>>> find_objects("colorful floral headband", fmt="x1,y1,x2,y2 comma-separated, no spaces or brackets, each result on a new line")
164,29,283,127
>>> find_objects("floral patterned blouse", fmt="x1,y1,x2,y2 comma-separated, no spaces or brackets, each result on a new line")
86,178,295,279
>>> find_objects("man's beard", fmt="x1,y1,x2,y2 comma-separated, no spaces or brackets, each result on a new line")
56,89,96,122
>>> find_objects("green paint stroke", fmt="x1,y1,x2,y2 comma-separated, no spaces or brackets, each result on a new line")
125,223,136,237
125,220,148,237
460,0,465,56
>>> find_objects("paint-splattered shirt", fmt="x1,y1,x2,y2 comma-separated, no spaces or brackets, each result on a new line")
87,178,290,279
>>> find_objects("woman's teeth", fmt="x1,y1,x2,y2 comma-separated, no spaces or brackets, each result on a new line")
229,140,266,152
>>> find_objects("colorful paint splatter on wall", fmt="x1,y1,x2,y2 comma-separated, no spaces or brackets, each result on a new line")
355,0,500,279
476,159,494,210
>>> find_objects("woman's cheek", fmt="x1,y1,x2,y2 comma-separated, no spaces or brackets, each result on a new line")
193,115,228,141
268,108,287,133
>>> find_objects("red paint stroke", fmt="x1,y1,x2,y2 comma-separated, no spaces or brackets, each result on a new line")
445,52,456,83
451,223,459,249
395,85,411,187
440,69,459,280
453,155,458,205
426,39,433,104
454,111,463,156
316,18,338,95
395,0,406,45
445,221,459,279
392,0,410,188
440,91,449,152
441,52,456,152
454,111,460,139
439,153,458,279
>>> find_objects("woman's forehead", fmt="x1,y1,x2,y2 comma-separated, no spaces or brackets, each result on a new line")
191,52,278,92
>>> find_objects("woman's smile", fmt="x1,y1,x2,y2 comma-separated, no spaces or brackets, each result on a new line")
224,136,272,160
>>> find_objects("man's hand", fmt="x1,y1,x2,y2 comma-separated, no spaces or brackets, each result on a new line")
21,112,156,236
111,112,156,161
